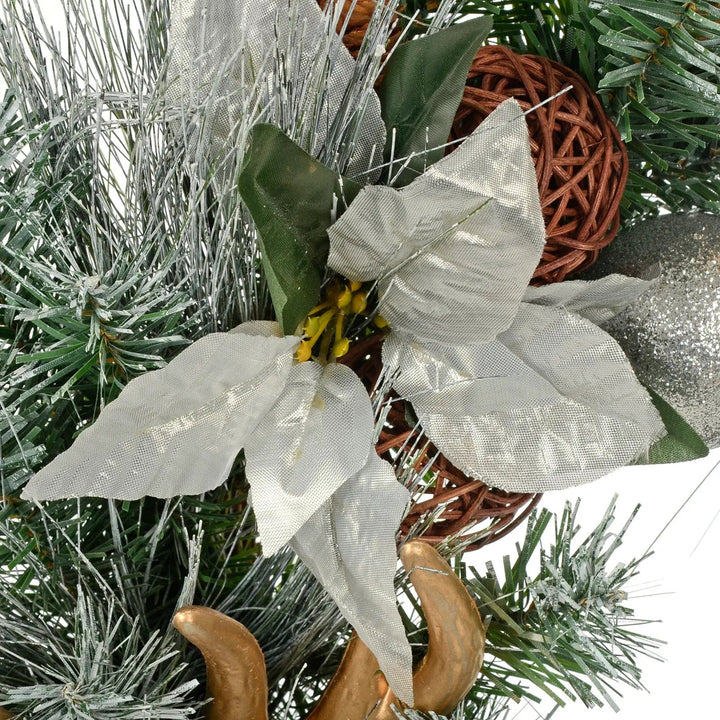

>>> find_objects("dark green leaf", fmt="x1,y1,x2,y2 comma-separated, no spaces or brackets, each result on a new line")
377,16,493,186
642,387,709,464
238,124,361,334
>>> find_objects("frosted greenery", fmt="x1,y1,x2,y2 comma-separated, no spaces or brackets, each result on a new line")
1,486,661,718
0,1,663,718
459,499,663,715
0,0,403,490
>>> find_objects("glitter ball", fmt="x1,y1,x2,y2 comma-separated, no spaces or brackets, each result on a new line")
585,213,720,448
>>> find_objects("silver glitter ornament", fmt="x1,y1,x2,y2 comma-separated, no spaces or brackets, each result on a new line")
586,213,720,448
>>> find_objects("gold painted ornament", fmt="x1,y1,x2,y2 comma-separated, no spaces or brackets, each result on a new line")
172,607,268,720
174,540,485,718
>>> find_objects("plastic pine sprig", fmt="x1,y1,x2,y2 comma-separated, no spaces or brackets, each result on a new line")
458,498,664,713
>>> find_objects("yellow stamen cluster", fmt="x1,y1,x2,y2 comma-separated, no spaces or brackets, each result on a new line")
296,279,370,363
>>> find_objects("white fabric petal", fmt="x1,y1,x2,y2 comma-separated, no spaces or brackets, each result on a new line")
245,361,375,556
327,99,545,347
167,0,385,178
523,274,653,326
290,452,413,704
383,304,665,493
22,324,299,501
228,320,285,338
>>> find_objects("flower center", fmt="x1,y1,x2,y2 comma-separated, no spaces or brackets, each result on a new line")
296,279,368,363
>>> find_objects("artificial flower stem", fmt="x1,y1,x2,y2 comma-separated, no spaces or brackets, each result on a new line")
334,312,345,342
308,299,333,316
317,322,335,365
308,309,336,345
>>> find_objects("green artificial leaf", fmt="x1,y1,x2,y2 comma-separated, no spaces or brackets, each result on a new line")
238,124,361,334
642,387,709,465
377,16,493,186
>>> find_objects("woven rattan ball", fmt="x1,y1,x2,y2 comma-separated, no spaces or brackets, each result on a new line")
317,0,404,58
342,334,542,551
452,45,629,284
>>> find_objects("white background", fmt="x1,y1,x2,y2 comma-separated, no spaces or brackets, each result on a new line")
22,4,720,718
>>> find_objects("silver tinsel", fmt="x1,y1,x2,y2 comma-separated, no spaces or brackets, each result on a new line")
586,213,720,448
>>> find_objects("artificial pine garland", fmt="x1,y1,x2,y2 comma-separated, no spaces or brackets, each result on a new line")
0,1,712,718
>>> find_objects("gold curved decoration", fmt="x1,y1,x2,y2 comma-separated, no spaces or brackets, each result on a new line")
173,606,268,720
370,540,486,718
305,633,383,720
174,540,485,718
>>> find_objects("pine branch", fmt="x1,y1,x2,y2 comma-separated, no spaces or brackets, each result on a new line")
0,484,349,719
391,696,512,720
0,497,205,718
457,498,663,714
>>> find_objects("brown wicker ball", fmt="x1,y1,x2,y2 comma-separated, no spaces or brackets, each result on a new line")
317,0,404,58
452,46,629,284
342,334,542,551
